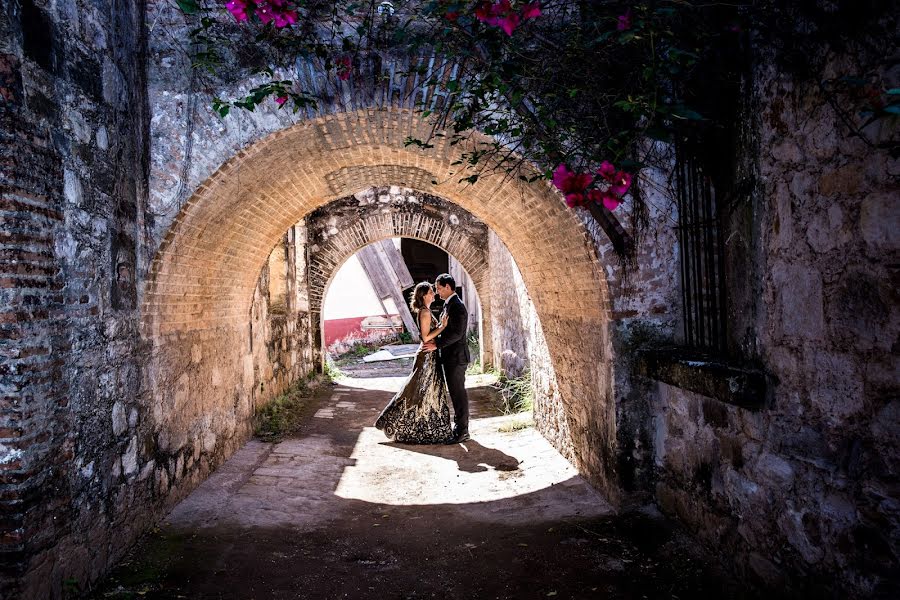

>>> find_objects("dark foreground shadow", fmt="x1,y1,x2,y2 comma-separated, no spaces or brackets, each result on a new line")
383,439,521,473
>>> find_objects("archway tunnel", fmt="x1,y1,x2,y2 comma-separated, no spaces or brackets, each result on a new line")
140,110,617,523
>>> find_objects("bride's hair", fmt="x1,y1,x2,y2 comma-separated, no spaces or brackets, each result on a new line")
409,282,433,313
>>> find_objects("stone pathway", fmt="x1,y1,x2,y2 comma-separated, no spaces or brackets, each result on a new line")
92,376,750,599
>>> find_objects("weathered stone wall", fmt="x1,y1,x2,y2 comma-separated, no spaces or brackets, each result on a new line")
487,231,575,462
650,32,899,595
0,0,153,596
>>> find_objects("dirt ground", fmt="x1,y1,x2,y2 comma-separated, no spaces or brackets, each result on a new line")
90,373,756,600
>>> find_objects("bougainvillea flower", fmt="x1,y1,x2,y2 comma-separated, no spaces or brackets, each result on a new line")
597,161,616,181
589,189,622,211
275,95,288,105
475,0,538,35
609,170,632,196
497,12,521,35
256,1,275,24
273,10,298,27
617,9,632,31
564,193,586,208
474,2,493,23
553,164,593,206
251,0,297,27
225,0,251,22
521,2,541,19
335,56,352,80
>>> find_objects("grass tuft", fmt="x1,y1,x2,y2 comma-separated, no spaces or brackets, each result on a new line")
493,368,534,415
498,417,534,432
466,332,483,375
254,380,313,442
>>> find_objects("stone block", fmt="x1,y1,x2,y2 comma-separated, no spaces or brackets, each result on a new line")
111,402,126,436
859,192,899,251
772,262,824,341
809,351,863,425
777,509,824,564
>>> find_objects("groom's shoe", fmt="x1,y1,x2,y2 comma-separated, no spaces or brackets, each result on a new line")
445,430,470,444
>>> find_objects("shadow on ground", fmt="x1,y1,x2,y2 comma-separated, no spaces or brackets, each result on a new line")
89,375,759,599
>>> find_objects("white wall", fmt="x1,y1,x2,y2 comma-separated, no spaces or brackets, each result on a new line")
323,255,391,319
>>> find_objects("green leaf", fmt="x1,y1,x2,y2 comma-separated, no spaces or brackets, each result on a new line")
886,88,900,95
177,0,200,15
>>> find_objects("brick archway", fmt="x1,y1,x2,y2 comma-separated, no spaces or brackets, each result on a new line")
306,189,493,366
143,108,617,498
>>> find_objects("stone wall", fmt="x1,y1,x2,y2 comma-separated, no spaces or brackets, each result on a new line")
487,231,575,463
650,26,899,595
0,0,156,596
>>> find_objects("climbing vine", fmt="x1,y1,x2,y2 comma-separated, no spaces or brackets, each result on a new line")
175,0,899,246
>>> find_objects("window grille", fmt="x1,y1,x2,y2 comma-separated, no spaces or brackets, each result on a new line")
674,142,728,352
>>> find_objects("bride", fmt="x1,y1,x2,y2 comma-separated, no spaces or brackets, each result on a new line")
375,282,454,443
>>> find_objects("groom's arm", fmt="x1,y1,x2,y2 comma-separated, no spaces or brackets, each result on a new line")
436,303,467,349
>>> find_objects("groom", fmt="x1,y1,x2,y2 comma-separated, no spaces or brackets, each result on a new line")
422,273,471,443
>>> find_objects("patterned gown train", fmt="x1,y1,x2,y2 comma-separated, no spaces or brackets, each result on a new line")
374,314,454,443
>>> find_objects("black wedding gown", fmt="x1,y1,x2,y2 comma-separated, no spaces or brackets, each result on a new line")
374,313,454,444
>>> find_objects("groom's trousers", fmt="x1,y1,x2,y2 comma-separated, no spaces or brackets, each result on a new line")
444,362,469,434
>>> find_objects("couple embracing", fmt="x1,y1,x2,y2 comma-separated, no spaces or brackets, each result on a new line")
375,273,471,445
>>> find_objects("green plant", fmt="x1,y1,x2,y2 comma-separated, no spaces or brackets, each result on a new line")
493,368,534,415
466,332,482,375
254,380,311,441
324,359,344,382
498,417,534,432
397,330,414,344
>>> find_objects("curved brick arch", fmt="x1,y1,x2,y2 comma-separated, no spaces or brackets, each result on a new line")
307,191,490,313
306,189,494,365
144,108,617,498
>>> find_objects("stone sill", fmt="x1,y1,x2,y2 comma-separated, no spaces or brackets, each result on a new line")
637,347,769,410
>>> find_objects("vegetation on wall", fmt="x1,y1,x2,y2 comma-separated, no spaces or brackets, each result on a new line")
175,1,898,257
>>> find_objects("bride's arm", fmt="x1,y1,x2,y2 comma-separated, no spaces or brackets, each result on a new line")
419,311,448,343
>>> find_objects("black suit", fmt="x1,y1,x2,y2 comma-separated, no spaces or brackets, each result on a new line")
437,294,470,435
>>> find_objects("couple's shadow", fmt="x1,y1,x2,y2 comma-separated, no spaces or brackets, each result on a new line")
382,439,521,473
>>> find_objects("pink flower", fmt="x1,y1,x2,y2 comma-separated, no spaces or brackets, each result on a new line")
617,9,632,31
445,11,459,21
474,0,538,35
335,55,352,80
273,9,298,27
609,170,632,196
474,1,495,24
253,0,297,27
225,0,251,22
497,12,521,36
597,161,616,182
521,2,541,19
553,164,593,206
275,95,288,105
589,190,622,211
256,1,275,24
564,193,586,208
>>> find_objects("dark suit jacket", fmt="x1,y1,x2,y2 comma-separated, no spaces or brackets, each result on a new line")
436,294,470,367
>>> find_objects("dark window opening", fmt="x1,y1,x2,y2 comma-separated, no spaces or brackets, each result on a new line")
675,139,728,353
21,0,57,74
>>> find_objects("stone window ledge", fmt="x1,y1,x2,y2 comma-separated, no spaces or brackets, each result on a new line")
637,347,769,410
